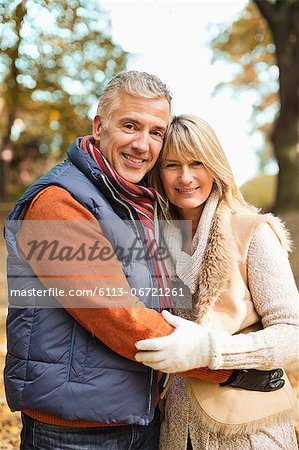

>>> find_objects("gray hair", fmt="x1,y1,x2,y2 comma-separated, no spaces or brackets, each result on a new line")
97,71,172,122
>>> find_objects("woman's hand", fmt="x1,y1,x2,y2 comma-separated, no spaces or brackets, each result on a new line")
135,310,219,373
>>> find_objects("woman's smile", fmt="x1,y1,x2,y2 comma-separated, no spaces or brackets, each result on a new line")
174,186,200,194
160,157,214,214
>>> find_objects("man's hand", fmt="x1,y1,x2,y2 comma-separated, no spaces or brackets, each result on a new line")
135,310,214,373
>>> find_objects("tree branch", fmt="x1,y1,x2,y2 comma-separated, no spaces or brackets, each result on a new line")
253,0,278,27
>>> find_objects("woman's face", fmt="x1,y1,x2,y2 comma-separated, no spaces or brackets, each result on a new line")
160,154,214,215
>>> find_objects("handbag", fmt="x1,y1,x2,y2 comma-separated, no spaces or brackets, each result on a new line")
188,371,296,434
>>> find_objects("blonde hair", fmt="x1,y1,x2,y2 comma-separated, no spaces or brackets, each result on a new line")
150,115,257,220
97,71,172,125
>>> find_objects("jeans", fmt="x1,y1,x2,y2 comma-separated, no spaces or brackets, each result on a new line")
20,408,160,450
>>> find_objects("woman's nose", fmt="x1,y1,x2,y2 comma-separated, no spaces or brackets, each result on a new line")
178,169,194,183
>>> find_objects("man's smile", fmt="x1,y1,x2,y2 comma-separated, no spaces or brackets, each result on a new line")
122,153,147,166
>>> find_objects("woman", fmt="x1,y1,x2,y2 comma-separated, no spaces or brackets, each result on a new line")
135,115,299,449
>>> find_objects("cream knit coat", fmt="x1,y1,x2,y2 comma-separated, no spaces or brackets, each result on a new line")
159,199,299,450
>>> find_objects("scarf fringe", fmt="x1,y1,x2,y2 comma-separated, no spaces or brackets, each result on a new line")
80,135,173,310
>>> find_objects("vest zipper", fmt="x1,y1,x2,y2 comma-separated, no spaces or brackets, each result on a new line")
147,368,154,415
146,255,157,416
67,321,77,381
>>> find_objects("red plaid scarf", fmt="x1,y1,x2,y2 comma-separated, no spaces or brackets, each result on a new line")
80,136,173,310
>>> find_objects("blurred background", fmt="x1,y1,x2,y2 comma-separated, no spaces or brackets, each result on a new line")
0,0,298,447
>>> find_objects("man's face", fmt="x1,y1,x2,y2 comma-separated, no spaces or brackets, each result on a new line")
93,92,170,183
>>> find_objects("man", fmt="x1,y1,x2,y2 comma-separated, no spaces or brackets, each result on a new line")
4,71,282,449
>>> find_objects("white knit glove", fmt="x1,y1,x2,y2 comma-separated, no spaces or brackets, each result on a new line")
135,310,218,373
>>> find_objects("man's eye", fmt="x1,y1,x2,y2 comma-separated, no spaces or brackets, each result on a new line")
124,124,135,130
151,130,163,139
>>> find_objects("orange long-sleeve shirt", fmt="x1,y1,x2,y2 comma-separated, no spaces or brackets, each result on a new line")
18,186,231,426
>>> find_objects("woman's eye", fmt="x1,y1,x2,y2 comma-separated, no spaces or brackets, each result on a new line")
192,161,203,166
166,163,178,168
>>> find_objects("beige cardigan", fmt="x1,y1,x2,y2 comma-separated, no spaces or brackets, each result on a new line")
160,202,298,448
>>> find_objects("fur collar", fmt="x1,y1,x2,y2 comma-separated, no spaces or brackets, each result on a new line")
196,202,292,324
196,202,240,324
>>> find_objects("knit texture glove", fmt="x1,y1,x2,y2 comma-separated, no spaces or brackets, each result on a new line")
135,311,223,373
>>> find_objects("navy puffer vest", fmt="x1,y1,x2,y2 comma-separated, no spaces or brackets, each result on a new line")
4,138,160,425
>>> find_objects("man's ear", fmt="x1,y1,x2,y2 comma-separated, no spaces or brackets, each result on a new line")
92,115,102,140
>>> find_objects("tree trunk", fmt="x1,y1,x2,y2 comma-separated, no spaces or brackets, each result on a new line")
254,0,299,213
0,114,15,202
0,1,25,201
